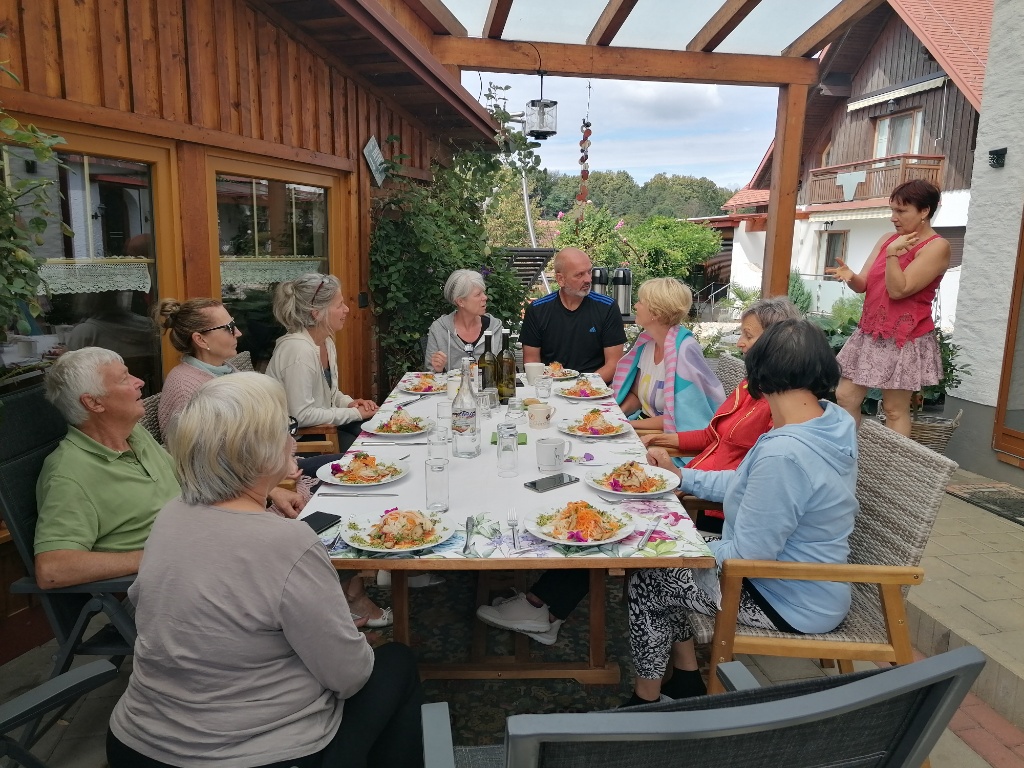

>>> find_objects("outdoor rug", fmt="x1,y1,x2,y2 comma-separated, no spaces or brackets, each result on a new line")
946,482,1024,528
364,570,710,746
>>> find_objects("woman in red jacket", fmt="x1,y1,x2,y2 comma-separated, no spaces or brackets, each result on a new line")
642,296,801,533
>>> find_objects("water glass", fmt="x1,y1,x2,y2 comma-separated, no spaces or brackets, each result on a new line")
425,458,449,513
535,374,553,400
496,422,519,477
436,400,453,442
505,396,526,422
483,387,500,413
476,392,493,420
427,435,447,460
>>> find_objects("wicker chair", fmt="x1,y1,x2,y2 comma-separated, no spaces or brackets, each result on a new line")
708,352,746,400
226,350,254,371
692,418,958,693
140,392,162,443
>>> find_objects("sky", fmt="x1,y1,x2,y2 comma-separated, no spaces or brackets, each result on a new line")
440,0,843,189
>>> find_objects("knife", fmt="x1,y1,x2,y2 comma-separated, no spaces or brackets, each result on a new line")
358,441,430,445
634,517,660,552
462,516,475,555
319,492,400,497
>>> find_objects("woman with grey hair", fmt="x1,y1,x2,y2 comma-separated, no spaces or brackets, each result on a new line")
424,268,503,372
641,296,802,534
266,273,378,451
107,373,424,768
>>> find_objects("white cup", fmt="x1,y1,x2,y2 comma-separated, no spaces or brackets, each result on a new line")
17,339,36,357
447,377,459,399
536,437,572,472
524,362,545,385
527,403,556,429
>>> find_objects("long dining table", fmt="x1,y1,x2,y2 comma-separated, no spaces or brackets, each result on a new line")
301,371,715,684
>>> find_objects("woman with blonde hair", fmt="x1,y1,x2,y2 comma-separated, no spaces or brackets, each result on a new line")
266,274,379,452
612,277,725,433
107,373,423,768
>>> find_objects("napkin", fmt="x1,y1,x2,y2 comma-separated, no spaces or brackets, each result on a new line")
490,431,527,445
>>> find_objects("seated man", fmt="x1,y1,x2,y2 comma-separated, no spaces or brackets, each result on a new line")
34,347,303,589
520,248,626,383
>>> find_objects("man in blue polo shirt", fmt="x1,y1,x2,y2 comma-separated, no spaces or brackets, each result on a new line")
520,248,626,383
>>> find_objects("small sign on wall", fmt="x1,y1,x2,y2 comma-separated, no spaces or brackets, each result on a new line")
363,137,387,187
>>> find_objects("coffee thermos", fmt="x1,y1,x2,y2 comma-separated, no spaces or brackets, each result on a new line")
612,267,632,316
590,267,609,295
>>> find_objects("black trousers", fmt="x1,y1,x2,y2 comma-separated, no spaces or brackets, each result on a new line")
106,642,424,768
530,569,590,620
295,422,365,477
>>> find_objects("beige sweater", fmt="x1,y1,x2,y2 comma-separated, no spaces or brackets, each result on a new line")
108,499,373,767
265,330,361,427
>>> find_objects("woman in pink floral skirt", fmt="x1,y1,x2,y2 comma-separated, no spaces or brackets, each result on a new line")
826,179,951,437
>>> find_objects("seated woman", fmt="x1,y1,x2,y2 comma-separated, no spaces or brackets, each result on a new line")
612,277,725,433
641,297,802,534
267,274,379,453
424,269,503,372
629,319,858,706
156,297,390,627
106,373,422,767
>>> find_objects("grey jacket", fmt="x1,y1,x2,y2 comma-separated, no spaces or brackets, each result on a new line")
423,312,503,371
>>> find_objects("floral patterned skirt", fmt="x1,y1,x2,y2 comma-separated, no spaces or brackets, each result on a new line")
836,328,942,391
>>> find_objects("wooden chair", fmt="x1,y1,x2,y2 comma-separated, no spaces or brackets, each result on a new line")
690,418,958,694
294,424,341,455
424,647,984,768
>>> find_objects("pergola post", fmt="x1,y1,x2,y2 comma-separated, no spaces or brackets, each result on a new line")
762,83,808,297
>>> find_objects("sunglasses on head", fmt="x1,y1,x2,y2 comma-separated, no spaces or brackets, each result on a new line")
198,320,238,335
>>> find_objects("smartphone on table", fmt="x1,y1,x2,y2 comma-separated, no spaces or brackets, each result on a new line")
301,511,342,534
524,473,580,493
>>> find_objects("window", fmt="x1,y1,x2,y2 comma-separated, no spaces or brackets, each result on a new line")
216,174,328,365
874,110,924,158
933,227,966,269
821,230,848,272
1,146,162,394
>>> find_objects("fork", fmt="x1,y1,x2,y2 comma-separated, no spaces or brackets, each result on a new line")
508,507,521,551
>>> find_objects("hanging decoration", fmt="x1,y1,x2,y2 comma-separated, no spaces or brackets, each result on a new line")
574,80,593,224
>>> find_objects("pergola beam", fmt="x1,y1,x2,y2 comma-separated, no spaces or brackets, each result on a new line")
432,36,820,87
403,0,467,36
687,0,763,52
483,0,514,39
586,0,641,46
782,0,888,57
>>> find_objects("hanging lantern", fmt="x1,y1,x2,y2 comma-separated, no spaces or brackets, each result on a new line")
524,71,557,140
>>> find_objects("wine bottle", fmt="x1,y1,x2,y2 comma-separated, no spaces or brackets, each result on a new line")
451,357,481,458
478,329,497,391
496,328,516,405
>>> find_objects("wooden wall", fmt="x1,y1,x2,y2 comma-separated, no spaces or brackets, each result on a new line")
800,14,978,196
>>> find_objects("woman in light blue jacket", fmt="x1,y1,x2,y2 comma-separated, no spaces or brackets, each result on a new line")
627,319,859,706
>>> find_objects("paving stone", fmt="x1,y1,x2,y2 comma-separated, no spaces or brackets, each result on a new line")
914,578,994,613
964,700,1024,747
43,734,108,768
939,554,1015,578
921,555,970,581
986,551,1024,571
933,517,991,536
969,533,1024,552
747,654,825,683
932,728,1002,768
954,575,1024,602
966,600,1024,632
930,534,998,555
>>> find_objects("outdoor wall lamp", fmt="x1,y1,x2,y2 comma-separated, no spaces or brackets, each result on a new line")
989,148,1007,168
524,71,557,140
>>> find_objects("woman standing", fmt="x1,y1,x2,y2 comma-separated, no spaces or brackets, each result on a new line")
612,277,725,433
631,320,858,706
267,274,379,452
155,296,390,627
827,179,951,436
107,374,421,767
424,269,503,373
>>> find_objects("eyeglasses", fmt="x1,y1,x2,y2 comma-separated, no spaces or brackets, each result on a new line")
288,417,298,436
312,278,327,305
198,320,238,335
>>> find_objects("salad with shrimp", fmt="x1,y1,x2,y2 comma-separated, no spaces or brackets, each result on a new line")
534,500,626,543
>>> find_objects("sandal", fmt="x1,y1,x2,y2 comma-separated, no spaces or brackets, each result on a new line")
351,608,393,628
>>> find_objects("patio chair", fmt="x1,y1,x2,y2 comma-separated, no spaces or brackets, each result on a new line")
140,392,162,443
424,646,984,768
227,350,255,371
1,660,119,768
0,384,136,689
691,418,958,693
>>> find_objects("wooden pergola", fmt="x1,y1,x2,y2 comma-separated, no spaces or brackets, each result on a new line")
403,0,887,297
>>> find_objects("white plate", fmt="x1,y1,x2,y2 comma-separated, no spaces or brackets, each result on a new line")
399,375,446,395
524,504,634,546
315,457,409,487
584,464,679,497
557,419,630,438
340,511,455,553
556,386,614,400
548,368,580,380
363,416,434,437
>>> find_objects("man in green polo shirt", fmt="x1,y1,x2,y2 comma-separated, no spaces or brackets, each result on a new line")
34,347,301,589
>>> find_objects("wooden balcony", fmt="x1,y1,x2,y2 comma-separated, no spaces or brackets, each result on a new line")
806,154,945,205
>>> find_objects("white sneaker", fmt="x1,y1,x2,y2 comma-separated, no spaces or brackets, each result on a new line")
476,592,551,633
529,618,563,646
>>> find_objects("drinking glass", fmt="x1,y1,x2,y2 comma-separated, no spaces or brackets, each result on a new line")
427,435,447,460
505,396,526,422
425,458,449,513
535,374,553,400
496,422,519,477
476,392,493,420
436,400,453,442
483,387,500,413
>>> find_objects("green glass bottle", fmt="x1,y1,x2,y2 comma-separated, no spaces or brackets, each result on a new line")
496,328,516,404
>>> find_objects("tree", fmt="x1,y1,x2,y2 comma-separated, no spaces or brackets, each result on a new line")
552,203,628,271
629,173,733,219
617,217,720,297
482,166,542,248
534,170,580,219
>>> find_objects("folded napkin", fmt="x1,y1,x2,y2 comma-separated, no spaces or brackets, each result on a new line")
490,431,527,445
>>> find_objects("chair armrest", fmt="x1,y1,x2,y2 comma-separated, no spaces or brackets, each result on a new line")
716,661,762,692
10,575,136,594
680,495,723,513
421,702,456,768
719,559,924,586
0,660,118,732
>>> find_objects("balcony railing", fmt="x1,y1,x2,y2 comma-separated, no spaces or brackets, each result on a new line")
806,154,945,205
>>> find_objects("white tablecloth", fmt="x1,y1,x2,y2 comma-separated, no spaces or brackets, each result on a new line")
305,374,712,563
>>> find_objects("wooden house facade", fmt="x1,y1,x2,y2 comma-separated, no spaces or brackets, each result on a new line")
0,0,494,660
